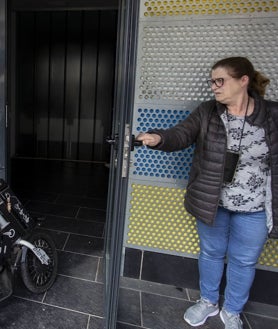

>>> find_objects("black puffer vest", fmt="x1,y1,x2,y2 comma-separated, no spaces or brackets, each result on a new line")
152,93,278,239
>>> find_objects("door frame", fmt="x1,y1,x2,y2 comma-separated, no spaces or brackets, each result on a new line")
0,0,7,179
104,1,140,328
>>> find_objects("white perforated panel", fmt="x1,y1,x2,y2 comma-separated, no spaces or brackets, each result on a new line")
134,19,278,106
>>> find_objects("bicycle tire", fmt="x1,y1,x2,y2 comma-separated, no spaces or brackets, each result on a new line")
20,232,58,294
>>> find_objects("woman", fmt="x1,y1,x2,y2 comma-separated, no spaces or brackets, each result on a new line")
137,57,278,329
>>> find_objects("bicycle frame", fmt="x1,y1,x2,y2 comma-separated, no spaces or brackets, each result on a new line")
18,239,50,265
0,179,58,302
0,179,37,264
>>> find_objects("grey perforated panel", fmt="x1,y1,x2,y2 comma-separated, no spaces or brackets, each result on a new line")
134,19,278,107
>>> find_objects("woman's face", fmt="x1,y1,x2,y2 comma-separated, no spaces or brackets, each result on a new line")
210,67,248,105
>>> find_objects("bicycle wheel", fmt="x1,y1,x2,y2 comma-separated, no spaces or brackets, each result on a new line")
21,232,58,293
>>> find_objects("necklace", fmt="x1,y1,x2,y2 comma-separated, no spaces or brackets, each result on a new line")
226,97,249,152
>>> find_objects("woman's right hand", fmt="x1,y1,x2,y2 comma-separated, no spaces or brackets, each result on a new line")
136,133,161,147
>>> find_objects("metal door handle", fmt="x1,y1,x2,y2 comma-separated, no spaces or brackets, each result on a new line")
131,135,143,151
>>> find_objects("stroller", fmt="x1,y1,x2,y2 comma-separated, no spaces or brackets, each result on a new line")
0,179,58,302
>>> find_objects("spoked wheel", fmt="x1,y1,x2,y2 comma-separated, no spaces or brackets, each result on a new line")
21,232,58,293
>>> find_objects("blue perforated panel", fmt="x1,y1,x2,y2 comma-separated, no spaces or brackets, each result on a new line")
136,108,190,131
132,108,194,180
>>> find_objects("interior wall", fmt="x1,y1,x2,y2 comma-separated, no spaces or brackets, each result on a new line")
10,0,119,11
13,9,117,162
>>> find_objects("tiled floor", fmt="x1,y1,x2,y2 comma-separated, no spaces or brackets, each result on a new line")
118,277,278,329
0,158,277,329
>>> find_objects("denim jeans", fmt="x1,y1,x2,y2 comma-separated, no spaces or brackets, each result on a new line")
197,206,268,314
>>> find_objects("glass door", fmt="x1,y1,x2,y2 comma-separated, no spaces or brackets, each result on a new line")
104,1,140,328
0,0,7,179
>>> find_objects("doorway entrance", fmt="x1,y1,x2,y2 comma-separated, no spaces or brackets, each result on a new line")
5,1,123,328
11,10,116,162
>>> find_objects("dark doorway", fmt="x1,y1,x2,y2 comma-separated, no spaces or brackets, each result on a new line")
4,2,119,328
14,10,117,162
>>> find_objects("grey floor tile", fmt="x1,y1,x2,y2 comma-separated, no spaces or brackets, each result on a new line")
244,313,278,329
44,275,104,316
96,258,104,283
0,297,89,329
187,287,201,301
117,288,141,326
25,200,79,218
37,215,77,231
88,316,105,329
116,323,146,329
75,219,105,236
64,234,104,256
39,214,104,237
57,250,100,281
16,189,58,203
56,194,107,210
141,292,223,329
120,277,188,300
244,300,278,319
77,207,106,222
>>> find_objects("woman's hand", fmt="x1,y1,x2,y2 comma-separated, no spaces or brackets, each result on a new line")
136,133,161,147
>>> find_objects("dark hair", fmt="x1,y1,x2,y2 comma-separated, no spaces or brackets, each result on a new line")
211,57,270,96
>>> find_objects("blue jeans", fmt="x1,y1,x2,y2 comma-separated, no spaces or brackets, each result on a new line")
197,206,268,314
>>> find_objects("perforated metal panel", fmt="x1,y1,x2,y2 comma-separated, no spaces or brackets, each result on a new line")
133,108,194,180
135,20,278,105
127,184,199,253
127,183,278,268
141,0,278,17
259,239,278,268
125,0,278,271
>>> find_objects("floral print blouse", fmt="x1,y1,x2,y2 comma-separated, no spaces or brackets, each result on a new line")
219,111,271,215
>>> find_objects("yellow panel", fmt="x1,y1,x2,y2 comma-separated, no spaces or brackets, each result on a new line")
258,239,278,268
143,0,278,17
127,184,200,254
127,183,278,268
